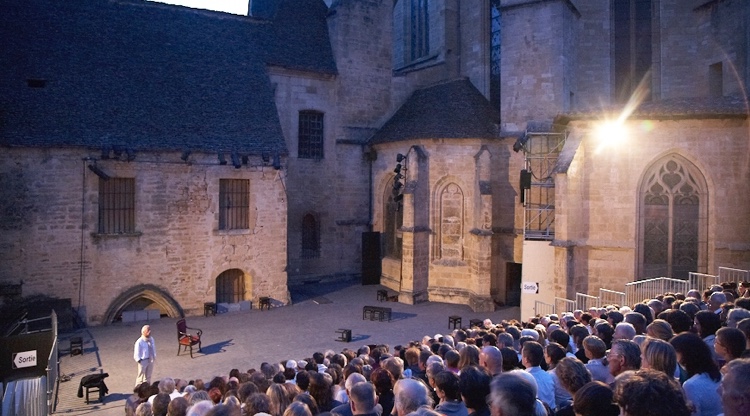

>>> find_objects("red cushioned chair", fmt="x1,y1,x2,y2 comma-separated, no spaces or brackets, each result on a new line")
176,318,202,358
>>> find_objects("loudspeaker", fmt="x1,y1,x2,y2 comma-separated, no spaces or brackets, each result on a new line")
361,232,381,285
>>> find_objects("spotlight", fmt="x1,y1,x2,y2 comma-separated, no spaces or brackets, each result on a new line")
394,164,402,174
394,194,403,202
242,155,249,165
218,153,227,165
396,153,405,163
394,173,404,180
393,181,403,191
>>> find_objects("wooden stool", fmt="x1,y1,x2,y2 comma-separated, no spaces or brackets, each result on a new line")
204,302,216,316
469,318,483,328
259,297,271,310
335,329,352,342
70,336,83,356
377,289,388,301
448,316,462,329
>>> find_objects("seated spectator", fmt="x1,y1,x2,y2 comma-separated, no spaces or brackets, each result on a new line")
331,374,369,416
457,345,480,371
613,323,636,341
478,346,502,377
555,357,592,416
582,336,613,384
267,384,292,416
168,397,189,416
607,340,640,380
645,319,674,342
370,368,394,416
715,327,746,366
458,366,491,416
720,358,750,416
346,382,377,416
614,370,690,416
444,350,460,374
521,341,555,411
499,348,519,373
488,372,536,416
640,338,677,379
135,402,153,416
245,393,271,416
670,333,723,416
726,308,750,328
433,371,468,416
127,382,152,416
572,381,618,416
393,378,432,416
694,310,722,363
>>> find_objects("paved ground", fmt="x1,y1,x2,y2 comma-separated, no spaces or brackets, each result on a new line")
53,281,519,415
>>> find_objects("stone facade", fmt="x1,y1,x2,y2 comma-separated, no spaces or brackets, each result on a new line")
0,148,288,325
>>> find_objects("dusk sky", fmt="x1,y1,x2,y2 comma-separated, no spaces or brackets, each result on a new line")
148,0,248,15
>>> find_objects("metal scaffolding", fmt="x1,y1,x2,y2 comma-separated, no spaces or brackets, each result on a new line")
519,130,566,240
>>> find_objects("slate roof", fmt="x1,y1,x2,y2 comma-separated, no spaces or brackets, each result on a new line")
556,93,750,124
0,0,336,155
369,78,500,145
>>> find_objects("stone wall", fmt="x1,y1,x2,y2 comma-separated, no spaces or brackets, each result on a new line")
0,148,288,324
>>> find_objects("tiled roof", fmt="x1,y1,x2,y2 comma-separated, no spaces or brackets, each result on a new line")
0,0,335,155
557,93,750,124
370,78,500,145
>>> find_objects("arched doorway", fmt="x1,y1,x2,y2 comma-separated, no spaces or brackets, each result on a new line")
216,269,246,304
103,284,183,324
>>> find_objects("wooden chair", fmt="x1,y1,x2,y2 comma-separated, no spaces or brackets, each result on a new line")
176,318,202,358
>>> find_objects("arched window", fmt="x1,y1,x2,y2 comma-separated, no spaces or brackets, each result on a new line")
384,177,403,259
301,213,320,259
216,269,245,304
639,154,707,279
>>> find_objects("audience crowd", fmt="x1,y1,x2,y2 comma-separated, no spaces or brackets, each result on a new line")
127,281,750,416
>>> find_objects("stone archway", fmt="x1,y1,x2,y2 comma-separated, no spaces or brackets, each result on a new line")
102,284,183,325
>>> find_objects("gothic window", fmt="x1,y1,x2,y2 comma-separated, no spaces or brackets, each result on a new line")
99,177,135,234
298,111,324,159
614,0,652,103
438,183,464,260
639,155,707,279
219,179,250,230
409,0,430,62
384,177,403,259
216,269,244,304
301,213,320,259
490,0,502,111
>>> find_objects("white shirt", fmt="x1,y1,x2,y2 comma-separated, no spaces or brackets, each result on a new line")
134,336,156,362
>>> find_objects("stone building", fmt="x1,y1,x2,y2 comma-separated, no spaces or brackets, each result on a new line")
2,0,750,323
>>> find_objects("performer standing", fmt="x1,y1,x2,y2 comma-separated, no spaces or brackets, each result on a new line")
133,324,156,386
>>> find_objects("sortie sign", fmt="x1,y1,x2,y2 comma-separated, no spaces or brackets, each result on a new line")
12,350,37,369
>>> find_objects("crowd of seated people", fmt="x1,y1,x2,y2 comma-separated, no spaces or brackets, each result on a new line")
128,281,750,416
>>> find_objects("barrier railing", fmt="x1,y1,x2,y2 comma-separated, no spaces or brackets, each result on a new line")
599,288,626,308
534,300,554,317
718,267,749,284
576,293,600,311
688,272,719,291
554,297,576,315
625,277,690,306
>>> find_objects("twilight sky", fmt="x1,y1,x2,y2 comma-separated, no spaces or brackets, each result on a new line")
148,0,248,15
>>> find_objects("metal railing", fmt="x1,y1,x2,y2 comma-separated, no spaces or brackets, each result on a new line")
599,288,626,308
625,277,690,306
718,267,750,284
688,272,719,291
554,297,576,315
534,300,555,317
576,293,600,311
47,311,59,414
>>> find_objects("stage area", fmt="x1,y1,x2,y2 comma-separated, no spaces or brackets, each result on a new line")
54,281,519,415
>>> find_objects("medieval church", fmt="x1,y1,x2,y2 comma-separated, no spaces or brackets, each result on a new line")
1,0,749,325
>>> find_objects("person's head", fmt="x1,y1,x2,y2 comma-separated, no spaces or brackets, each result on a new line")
393,378,432,416
152,393,170,416
727,308,750,328
457,344,480,369
499,347,519,372
715,327,746,362
458,366,491,412
709,292,727,312
607,311,624,326
293,394,318,416
670,332,721,381
633,303,653,324
281,402,311,416
425,361,444,387
159,377,176,394
245,393,271,415
694,310,721,338
548,329,570,350
555,357,592,395
569,325,589,347
613,322,636,341
520,341,543,368
572,381,619,416
614,369,690,416
641,338,677,378
369,368,393,396
307,372,333,411
608,339,641,377
678,302,700,321
349,381,377,415
645,319,673,341
658,309,693,334
167,396,189,416
135,402,153,416
544,342,566,369
720,358,750,416
582,335,606,360
488,371,536,416
647,299,664,317
433,370,461,402
381,356,405,380
266,383,291,416
141,325,151,338
479,346,503,375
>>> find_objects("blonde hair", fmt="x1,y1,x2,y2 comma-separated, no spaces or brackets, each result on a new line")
645,319,674,342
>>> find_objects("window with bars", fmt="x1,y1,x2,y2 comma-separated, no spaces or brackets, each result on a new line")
301,213,320,259
216,269,244,304
98,177,135,234
384,177,403,259
409,0,430,62
490,0,502,111
219,179,250,230
298,111,324,159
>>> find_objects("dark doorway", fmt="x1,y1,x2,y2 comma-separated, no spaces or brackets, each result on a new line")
361,232,381,285
505,262,522,306
216,269,244,304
